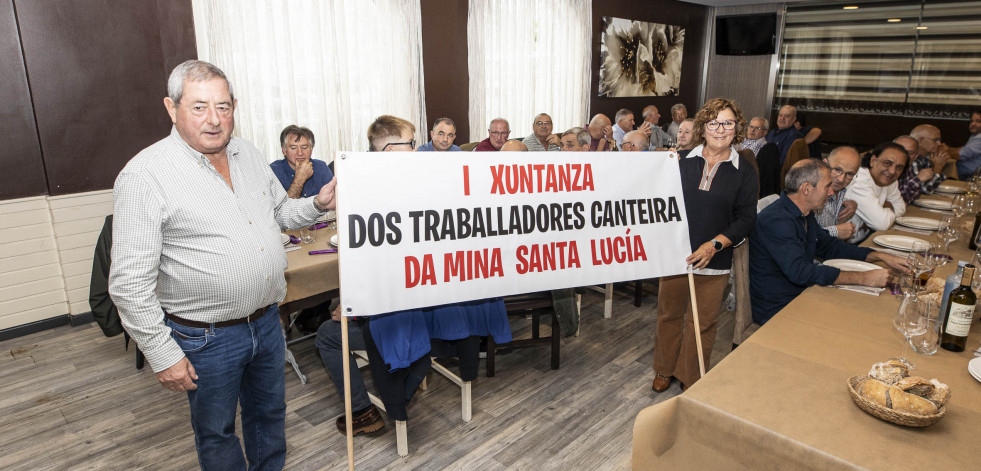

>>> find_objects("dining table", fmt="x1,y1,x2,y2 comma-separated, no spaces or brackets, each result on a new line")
632,180,981,470
280,227,340,315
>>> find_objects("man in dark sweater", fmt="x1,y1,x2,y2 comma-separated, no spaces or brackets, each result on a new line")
750,159,909,326
765,105,804,165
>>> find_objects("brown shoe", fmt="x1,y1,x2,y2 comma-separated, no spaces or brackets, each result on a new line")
335,405,385,436
651,373,671,393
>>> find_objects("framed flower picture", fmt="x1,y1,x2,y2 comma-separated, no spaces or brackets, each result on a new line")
598,17,685,97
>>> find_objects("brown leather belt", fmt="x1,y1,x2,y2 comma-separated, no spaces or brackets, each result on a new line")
164,305,274,329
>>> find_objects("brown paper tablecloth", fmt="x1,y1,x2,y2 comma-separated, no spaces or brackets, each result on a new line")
281,228,339,306
633,187,981,470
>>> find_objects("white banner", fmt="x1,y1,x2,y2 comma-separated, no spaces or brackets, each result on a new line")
334,151,691,316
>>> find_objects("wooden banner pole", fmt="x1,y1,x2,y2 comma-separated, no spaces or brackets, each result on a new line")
687,269,706,378
341,314,355,470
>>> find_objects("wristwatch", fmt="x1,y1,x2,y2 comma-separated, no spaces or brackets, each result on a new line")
711,239,723,252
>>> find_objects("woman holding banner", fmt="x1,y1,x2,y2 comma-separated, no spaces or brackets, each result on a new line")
652,98,758,392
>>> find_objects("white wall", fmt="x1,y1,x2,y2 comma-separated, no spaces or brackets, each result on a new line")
0,190,112,330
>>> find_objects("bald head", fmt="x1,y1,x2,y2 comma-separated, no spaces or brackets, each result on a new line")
500,140,527,152
588,114,612,139
621,130,649,151
825,146,861,192
910,124,941,155
776,105,797,130
893,135,918,159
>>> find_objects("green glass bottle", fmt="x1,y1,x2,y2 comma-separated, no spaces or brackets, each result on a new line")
941,264,976,352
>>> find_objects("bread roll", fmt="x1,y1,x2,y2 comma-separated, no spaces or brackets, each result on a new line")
927,379,951,408
858,378,892,408
888,386,939,415
925,276,945,294
895,376,935,397
869,360,908,384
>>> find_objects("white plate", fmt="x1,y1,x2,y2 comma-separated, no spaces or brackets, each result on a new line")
281,233,291,246
823,259,881,271
872,234,931,252
935,182,966,194
330,234,338,247
894,216,941,231
969,357,981,383
913,198,953,210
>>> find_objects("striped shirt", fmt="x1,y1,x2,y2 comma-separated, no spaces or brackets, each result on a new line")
109,127,323,372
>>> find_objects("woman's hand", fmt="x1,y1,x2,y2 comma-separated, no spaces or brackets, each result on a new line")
685,241,717,269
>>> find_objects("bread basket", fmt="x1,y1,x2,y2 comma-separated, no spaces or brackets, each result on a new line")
847,375,946,427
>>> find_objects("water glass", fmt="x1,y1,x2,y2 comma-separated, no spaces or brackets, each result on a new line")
910,303,941,356
300,225,317,244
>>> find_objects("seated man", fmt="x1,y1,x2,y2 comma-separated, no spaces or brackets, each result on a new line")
765,105,804,165
270,125,334,198
736,117,768,156
844,142,908,243
417,117,461,151
620,130,649,152
521,113,561,151
560,127,590,152
475,118,510,151
611,108,634,149
676,118,695,151
904,125,948,198
955,110,981,180
586,114,615,151
894,135,925,204
641,105,671,149
750,159,908,325
665,103,686,141
814,146,860,240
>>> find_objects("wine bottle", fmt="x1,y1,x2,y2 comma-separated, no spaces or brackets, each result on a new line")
941,264,976,352
939,261,968,326
969,213,981,250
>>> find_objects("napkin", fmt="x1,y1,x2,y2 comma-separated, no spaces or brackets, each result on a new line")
833,285,885,296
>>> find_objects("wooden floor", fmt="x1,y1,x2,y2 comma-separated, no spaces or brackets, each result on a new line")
0,284,735,470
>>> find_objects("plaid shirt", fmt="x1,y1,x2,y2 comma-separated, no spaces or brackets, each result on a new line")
898,154,946,204
814,187,847,238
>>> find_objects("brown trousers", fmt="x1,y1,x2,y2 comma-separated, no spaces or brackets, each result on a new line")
652,273,728,389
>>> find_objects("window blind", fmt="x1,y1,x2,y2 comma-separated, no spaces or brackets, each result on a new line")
775,0,981,118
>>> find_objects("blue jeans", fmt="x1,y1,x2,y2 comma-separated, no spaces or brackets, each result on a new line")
166,305,286,471
314,319,372,412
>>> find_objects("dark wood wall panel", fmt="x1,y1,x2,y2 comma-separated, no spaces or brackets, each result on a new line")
13,0,195,196
0,0,45,199
420,0,470,141
590,0,711,128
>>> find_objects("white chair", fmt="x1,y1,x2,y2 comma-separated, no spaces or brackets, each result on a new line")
351,351,472,457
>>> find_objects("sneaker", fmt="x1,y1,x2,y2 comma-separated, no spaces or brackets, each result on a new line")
335,405,385,436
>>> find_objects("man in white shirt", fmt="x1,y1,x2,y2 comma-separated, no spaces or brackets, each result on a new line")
110,60,336,470
611,108,634,150
736,117,768,156
844,142,909,243
665,103,686,141
640,105,672,149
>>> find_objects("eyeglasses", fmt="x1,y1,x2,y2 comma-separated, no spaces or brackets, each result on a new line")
381,140,416,151
706,120,736,131
535,121,552,127
489,131,510,136
749,125,766,131
829,166,858,180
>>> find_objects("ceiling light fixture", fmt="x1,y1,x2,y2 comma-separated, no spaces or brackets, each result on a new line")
843,6,859,9
887,18,902,22
916,26,928,30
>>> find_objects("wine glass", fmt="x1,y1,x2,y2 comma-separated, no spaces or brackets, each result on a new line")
894,295,929,368
907,241,934,291
937,215,958,256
